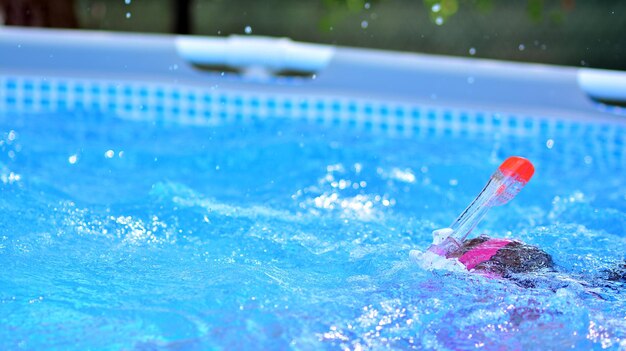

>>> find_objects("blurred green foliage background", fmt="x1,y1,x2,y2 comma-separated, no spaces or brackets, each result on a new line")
47,0,626,70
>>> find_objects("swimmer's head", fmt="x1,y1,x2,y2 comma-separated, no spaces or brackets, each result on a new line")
447,235,555,277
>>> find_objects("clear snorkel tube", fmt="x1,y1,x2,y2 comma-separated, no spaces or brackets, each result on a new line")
427,156,535,257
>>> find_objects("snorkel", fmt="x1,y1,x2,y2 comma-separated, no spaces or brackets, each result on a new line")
427,156,535,257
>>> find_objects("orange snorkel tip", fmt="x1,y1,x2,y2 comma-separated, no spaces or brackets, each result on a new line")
498,156,535,184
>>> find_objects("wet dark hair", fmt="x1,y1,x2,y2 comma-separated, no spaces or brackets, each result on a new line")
606,262,626,283
454,235,555,277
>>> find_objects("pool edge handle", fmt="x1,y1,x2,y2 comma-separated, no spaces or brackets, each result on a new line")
175,35,335,76
578,68,626,106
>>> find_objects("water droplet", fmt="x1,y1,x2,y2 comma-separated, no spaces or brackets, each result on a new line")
467,76,475,84
125,12,131,19
584,156,593,164
431,3,441,12
546,139,554,149
518,44,525,51
361,20,368,29
104,150,114,158
435,16,443,25
125,0,131,4
580,60,587,66
68,154,78,164
449,179,458,186
469,47,476,56
244,26,252,34
364,2,370,9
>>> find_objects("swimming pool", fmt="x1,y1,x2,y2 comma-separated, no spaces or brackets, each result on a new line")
1,28,626,350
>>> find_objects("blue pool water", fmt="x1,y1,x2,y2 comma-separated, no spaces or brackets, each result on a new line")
0,111,625,350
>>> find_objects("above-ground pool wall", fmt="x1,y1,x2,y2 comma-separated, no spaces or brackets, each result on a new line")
1,27,624,119
0,27,625,172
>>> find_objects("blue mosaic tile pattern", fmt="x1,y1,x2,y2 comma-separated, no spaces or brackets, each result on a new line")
1,75,625,170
